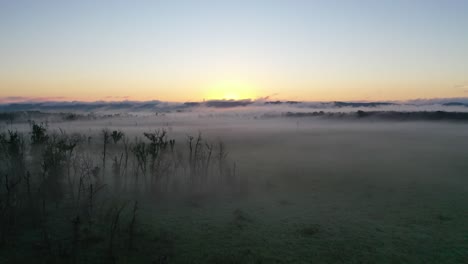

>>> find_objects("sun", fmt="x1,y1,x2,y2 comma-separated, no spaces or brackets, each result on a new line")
223,92,240,100
204,80,256,100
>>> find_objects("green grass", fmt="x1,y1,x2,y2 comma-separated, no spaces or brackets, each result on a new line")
1,118,468,263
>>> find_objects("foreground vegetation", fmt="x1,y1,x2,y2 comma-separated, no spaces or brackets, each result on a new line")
0,122,242,263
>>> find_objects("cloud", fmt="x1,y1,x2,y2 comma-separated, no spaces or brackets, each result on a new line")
3,96,468,113
104,95,130,99
256,93,279,101
0,96,67,103
205,99,253,108
453,83,468,91
405,97,468,105
0,95,137,104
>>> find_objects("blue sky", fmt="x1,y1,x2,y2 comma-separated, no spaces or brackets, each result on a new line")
0,0,467,101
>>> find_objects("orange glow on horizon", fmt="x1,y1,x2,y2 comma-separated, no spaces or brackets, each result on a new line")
0,75,466,103
202,80,257,101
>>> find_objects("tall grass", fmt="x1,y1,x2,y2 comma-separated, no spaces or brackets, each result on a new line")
0,120,243,263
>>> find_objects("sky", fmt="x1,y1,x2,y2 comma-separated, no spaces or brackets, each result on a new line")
0,0,467,102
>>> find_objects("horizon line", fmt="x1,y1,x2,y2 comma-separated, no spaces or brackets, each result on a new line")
2,96,468,105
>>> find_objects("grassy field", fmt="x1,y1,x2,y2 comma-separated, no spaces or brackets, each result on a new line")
1,116,467,263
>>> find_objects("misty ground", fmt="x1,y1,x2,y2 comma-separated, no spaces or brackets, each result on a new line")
1,114,468,263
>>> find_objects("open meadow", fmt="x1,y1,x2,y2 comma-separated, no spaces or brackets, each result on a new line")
1,113,467,263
